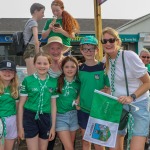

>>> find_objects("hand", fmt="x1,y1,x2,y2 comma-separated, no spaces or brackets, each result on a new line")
52,26,62,33
118,96,133,104
18,128,24,140
48,128,55,141
49,23,54,30
100,86,110,94
75,99,80,110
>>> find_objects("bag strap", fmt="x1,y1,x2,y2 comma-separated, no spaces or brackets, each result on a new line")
23,19,33,49
122,51,129,96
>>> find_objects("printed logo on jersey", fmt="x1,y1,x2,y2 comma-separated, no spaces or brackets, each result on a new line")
94,74,100,80
49,88,53,93
32,88,38,92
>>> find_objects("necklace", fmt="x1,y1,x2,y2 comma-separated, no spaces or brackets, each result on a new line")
34,73,49,120
109,51,120,96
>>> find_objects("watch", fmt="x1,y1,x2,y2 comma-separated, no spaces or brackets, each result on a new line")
130,94,136,102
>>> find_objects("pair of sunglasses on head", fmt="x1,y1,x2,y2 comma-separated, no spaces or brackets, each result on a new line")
101,38,117,44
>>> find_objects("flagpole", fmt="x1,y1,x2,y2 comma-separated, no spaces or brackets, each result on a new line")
94,0,103,61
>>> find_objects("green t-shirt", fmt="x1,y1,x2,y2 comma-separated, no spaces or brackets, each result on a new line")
79,63,110,113
0,87,18,117
56,78,80,114
43,19,71,46
146,64,150,75
20,74,57,114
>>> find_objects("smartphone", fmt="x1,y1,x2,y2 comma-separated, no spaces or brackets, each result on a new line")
54,23,61,28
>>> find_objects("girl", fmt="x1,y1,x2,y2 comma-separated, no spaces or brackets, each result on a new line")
18,52,58,150
101,27,150,150
54,56,80,150
0,60,19,150
23,3,45,75
42,0,80,47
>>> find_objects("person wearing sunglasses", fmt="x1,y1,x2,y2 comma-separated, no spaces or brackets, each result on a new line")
139,48,150,75
101,27,150,150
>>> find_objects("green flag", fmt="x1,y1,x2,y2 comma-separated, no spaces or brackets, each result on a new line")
83,90,123,148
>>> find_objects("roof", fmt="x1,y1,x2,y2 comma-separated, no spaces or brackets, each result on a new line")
0,18,131,34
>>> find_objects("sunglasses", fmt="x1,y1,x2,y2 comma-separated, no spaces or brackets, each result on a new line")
141,56,150,59
101,38,116,44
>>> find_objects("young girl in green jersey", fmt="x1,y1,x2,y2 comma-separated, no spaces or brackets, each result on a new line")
0,60,19,150
77,36,110,150
18,52,58,150
53,56,80,150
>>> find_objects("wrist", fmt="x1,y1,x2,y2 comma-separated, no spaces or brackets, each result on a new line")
130,93,136,102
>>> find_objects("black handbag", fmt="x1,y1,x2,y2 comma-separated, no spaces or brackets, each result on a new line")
118,51,130,130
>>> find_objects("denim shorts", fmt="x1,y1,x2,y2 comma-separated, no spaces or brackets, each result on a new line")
56,110,79,132
5,115,17,139
23,109,51,139
118,98,149,136
77,110,89,129
23,44,35,59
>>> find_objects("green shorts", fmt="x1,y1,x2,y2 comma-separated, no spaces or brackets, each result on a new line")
23,44,36,60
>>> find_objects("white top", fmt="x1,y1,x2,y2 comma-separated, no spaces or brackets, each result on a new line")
108,50,149,103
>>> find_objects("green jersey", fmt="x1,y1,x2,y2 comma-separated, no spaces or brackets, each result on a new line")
0,87,18,117
146,64,150,75
79,62,110,113
20,74,57,114
43,19,71,46
56,78,80,114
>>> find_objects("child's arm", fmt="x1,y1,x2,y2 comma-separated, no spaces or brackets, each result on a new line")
48,97,56,141
75,95,80,110
18,96,27,140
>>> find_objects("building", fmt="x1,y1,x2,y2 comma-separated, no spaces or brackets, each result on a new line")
0,18,133,65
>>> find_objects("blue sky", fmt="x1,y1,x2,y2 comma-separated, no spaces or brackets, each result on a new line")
0,0,149,19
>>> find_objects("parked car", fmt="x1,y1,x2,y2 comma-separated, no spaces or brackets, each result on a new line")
16,66,27,85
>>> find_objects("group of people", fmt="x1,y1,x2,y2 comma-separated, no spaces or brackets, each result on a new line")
0,0,150,150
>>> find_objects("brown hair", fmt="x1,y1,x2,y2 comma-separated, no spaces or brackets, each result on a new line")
30,3,45,14
57,56,78,93
0,72,19,99
33,52,52,65
101,27,122,73
51,0,80,35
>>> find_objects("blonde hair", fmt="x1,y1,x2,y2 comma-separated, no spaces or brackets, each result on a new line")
101,27,122,73
0,73,19,99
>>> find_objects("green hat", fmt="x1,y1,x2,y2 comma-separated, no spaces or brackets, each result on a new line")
80,36,98,45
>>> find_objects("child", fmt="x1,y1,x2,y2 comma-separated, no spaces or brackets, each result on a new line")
77,36,110,150
0,60,19,150
23,3,45,75
18,52,58,150
54,56,80,150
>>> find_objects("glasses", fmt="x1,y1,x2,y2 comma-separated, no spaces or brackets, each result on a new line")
82,47,95,53
141,56,150,59
101,38,116,44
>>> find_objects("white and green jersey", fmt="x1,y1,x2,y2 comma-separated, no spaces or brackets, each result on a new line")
20,74,58,114
0,87,18,117
79,62,110,113
56,78,80,114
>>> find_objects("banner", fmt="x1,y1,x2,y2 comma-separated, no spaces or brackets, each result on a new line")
83,90,123,148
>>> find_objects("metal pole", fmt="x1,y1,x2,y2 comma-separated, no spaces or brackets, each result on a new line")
94,0,103,61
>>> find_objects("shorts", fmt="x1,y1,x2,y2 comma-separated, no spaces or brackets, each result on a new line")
23,44,35,59
5,115,17,139
56,110,79,132
77,110,89,129
118,98,149,136
23,108,51,139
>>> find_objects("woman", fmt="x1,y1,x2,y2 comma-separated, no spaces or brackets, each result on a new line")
23,3,45,75
42,0,80,47
42,36,71,150
101,27,150,150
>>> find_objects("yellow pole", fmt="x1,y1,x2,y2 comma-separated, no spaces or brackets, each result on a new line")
94,0,103,61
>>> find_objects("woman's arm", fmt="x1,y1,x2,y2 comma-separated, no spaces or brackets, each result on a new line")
32,26,40,53
18,96,27,140
48,97,56,141
118,73,150,104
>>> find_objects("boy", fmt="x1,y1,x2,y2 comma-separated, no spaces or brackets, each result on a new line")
77,36,110,150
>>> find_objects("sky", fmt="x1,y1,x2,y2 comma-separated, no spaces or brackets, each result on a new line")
0,0,150,19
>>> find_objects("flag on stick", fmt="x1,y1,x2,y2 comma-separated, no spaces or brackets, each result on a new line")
83,90,123,148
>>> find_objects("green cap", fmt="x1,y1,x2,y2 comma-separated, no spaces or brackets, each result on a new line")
80,36,98,45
